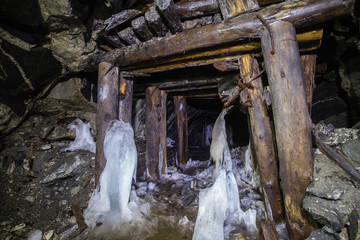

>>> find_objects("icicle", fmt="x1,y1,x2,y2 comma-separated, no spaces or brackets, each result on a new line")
193,169,229,240
63,118,95,153
84,120,144,228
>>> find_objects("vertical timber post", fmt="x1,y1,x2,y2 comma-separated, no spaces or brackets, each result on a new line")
96,62,119,186
118,73,133,123
173,96,189,166
145,86,167,181
261,21,317,239
300,55,317,115
239,55,284,224
222,0,284,225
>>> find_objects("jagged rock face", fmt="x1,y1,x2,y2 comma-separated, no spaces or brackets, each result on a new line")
0,0,98,137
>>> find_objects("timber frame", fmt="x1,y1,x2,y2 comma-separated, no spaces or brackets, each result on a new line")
89,0,355,239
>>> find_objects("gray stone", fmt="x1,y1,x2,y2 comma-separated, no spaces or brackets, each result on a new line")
40,152,90,184
304,152,360,231
305,229,337,240
341,139,360,165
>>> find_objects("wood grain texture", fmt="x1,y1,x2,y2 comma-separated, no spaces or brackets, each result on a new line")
118,73,133,123
145,86,167,181
84,0,354,71
262,21,317,239
174,96,189,166
96,62,119,186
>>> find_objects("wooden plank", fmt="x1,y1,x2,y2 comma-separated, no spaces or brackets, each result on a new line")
261,21,317,239
145,86,167,181
176,0,219,20
300,54,317,115
173,96,189,166
176,0,284,20
145,5,168,37
132,16,154,41
118,73,133,123
117,27,142,45
104,9,143,31
129,29,322,73
84,0,354,71
156,0,183,33
99,32,125,48
96,62,119,185
224,0,284,225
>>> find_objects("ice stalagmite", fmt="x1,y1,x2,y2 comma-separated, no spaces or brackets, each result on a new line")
84,120,138,228
194,106,257,239
193,169,229,240
63,118,96,153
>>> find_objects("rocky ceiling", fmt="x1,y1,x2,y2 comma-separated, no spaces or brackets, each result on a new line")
0,0,360,138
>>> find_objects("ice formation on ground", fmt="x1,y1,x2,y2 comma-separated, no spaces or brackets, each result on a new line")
63,118,96,153
193,169,229,240
194,107,258,239
84,120,150,235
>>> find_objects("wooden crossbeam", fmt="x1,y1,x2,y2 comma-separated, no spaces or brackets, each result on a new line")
84,0,354,72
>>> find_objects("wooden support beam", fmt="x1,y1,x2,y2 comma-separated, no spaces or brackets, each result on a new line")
96,62,119,185
117,27,142,45
99,32,125,48
103,9,143,31
134,78,220,94
145,86,167,181
239,54,284,224
173,96,189,166
145,5,168,37
156,0,183,33
300,54,317,115
176,0,219,20
118,73,133,123
176,0,283,20
261,21,317,239
84,0,354,71
132,16,154,41
129,29,322,73
224,0,284,226
217,0,257,19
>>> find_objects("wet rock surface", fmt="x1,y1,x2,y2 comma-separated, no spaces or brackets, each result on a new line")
304,127,360,238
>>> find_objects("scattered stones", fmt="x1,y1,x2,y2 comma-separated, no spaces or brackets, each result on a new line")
70,186,81,195
40,144,52,151
25,196,35,203
10,223,26,232
304,128,360,235
44,230,54,240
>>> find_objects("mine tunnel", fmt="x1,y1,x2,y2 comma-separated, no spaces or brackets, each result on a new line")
1,0,360,239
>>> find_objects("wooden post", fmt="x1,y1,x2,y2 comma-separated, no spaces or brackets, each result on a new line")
96,62,119,186
219,0,284,225
239,55,284,224
173,96,189,166
118,73,133,123
261,21,317,239
145,86,167,181
300,55,317,115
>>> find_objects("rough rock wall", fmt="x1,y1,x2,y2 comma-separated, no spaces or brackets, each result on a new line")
0,0,99,137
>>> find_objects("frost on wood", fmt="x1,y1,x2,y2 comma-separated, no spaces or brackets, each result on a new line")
84,120,149,230
63,118,95,153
